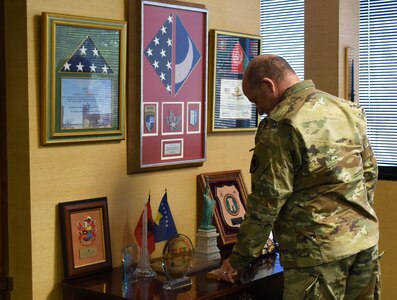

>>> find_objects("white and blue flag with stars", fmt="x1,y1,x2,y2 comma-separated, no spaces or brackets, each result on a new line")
144,13,201,95
60,35,114,74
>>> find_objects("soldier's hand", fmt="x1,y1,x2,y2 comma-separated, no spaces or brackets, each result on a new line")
218,258,236,283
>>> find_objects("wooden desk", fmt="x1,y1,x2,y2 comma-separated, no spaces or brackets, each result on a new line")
62,254,284,300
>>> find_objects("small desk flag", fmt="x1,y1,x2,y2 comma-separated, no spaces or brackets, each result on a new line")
154,192,178,242
134,195,155,254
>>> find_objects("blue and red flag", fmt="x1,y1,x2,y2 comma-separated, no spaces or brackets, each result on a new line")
134,195,156,254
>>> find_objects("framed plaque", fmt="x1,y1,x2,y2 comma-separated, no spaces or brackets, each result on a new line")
209,30,261,132
127,0,208,173
58,197,112,279
197,170,249,246
41,13,127,144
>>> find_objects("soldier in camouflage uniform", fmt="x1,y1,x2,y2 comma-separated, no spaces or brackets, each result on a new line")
218,55,381,299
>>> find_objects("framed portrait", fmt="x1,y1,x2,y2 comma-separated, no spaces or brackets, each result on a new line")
208,30,261,132
41,13,127,144
127,0,208,173
58,197,112,279
197,170,249,247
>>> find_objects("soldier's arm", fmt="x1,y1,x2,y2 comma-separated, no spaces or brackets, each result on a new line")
359,109,378,206
229,121,297,269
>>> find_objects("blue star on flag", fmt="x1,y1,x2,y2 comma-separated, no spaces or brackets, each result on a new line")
60,36,114,74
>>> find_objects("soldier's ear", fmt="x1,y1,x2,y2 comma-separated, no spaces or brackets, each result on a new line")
261,77,276,94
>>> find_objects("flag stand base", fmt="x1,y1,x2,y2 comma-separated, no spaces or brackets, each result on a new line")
163,276,192,290
134,266,157,278
134,245,156,278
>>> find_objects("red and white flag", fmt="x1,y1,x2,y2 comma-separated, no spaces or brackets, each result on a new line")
134,195,155,254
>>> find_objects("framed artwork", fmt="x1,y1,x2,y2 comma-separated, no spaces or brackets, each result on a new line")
127,0,208,173
197,170,249,247
58,197,112,279
344,47,356,102
209,30,261,132
41,13,127,144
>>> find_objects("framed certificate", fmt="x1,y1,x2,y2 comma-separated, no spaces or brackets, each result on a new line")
58,197,112,279
209,30,261,132
127,0,208,173
41,13,126,144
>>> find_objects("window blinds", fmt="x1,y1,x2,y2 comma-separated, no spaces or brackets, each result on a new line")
260,0,305,80
360,0,397,178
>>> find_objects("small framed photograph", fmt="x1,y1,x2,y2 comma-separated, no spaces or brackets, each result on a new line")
58,197,112,279
197,170,249,246
127,0,208,173
41,13,127,144
209,30,261,132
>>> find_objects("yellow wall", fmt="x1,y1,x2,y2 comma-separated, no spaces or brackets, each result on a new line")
4,0,396,299
6,0,259,299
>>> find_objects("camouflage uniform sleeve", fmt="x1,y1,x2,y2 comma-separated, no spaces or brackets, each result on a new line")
359,108,378,206
229,120,299,269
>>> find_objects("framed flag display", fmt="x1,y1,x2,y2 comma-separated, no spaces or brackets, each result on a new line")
41,13,126,144
209,30,261,132
127,0,208,173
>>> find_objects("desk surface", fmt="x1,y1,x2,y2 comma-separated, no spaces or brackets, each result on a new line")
62,254,284,300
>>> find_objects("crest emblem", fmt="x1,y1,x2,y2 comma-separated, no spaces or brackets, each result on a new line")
215,185,246,228
144,105,156,132
77,216,97,246
224,195,239,216
166,111,182,131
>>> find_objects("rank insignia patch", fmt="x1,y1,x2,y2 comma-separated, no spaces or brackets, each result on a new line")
144,105,156,132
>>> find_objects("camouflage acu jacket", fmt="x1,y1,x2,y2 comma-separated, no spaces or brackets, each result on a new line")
230,80,379,269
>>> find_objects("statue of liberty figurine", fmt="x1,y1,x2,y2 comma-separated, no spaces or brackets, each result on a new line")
199,177,216,230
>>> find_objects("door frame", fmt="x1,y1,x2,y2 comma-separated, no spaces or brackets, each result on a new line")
0,0,11,298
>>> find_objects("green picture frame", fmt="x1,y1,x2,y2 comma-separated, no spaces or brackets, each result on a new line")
41,13,127,144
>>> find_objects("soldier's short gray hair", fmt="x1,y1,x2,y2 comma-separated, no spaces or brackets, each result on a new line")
245,55,297,88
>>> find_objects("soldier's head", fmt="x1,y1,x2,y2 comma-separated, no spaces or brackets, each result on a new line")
242,54,300,115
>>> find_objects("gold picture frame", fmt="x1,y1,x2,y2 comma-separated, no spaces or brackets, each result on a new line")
41,13,127,144
209,30,261,132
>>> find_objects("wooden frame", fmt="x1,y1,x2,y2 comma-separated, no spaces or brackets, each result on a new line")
344,47,356,102
197,170,249,247
127,0,208,173
209,30,261,132
58,197,112,279
41,13,127,144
